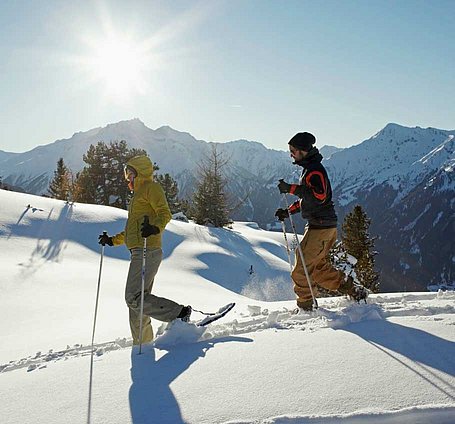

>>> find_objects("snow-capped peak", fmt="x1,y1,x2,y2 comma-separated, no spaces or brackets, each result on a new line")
154,125,196,142
326,123,455,197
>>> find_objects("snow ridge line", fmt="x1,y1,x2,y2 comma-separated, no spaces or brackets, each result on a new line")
222,404,455,424
1,304,376,373
0,338,132,374
200,303,385,340
2,296,453,373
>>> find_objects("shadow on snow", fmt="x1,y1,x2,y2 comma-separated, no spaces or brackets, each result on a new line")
196,226,288,294
4,205,185,269
340,319,455,400
129,336,253,424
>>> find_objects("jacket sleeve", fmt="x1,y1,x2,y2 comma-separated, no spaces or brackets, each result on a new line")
111,231,125,246
148,183,172,231
288,200,301,215
288,171,327,203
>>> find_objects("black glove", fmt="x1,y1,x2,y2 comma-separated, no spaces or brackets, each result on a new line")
98,233,113,246
278,179,291,194
275,208,289,221
141,222,160,237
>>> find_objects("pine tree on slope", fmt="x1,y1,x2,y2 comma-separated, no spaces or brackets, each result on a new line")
341,205,380,292
74,140,145,208
48,158,71,201
156,173,180,214
192,145,230,227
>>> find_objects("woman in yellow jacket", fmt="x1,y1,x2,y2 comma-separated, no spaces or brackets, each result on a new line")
99,155,191,345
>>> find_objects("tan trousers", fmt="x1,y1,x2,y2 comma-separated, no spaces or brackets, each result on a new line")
125,248,183,345
291,227,345,306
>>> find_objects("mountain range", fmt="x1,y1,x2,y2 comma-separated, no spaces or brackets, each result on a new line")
1,119,453,292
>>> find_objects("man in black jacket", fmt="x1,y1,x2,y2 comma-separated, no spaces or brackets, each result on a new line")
275,132,367,311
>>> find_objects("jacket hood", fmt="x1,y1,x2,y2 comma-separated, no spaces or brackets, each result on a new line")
127,155,154,179
295,147,323,168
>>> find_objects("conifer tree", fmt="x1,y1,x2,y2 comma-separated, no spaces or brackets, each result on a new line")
178,198,191,216
155,173,180,214
73,140,145,208
48,158,71,201
191,145,230,227
341,205,380,292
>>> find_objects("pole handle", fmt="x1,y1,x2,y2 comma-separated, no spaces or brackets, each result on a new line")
99,231,108,247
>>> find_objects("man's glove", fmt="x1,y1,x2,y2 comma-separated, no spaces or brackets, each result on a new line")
275,208,289,221
278,179,292,194
98,233,113,246
141,222,160,237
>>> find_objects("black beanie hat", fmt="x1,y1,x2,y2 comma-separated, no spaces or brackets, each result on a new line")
288,132,316,152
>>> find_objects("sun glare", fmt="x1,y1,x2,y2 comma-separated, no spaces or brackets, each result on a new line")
82,33,154,100
67,3,211,102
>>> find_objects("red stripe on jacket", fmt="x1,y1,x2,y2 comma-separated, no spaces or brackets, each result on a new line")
305,171,327,201
289,184,298,195
288,200,301,214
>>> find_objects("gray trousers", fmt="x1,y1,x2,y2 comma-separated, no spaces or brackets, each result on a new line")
125,248,183,345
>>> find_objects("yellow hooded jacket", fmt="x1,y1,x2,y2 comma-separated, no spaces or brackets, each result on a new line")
112,155,172,249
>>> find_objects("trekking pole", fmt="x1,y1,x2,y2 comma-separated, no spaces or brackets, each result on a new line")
282,193,318,310
87,231,106,424
138,216,148,355
280,220,294,274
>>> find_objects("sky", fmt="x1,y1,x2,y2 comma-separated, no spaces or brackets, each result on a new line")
1,0,454,153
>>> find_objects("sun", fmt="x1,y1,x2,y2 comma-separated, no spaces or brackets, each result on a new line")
61,2,215,103
81,32,155,101
92,37,143,96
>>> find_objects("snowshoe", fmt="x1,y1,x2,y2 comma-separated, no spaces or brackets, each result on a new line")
195,302,235,326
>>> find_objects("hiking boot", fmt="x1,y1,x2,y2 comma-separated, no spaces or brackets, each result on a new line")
178,305,192,322
339,276,368,303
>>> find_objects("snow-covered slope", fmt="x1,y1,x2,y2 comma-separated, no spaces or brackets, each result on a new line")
0,190,454,424
0,189,292,362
